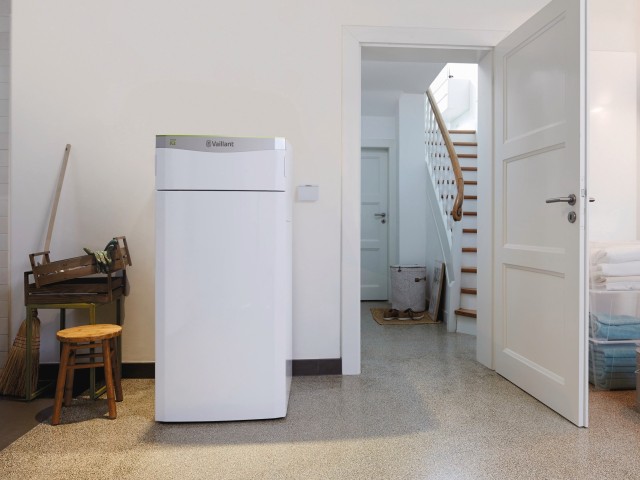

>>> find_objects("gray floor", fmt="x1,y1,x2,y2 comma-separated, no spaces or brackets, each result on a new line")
0,396,52,451
1,302,640,479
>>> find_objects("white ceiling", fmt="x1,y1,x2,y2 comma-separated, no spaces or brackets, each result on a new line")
361,47,489,117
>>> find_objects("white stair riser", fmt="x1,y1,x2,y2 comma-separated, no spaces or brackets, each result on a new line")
449,133,476,143
464,198,477,211
462,170,477,182
462,251,477,267
461,271,477,289
456,316,477,335
460,293,477,310
458,158,476,169
462,232,477,249
462,214,477,229
452,145,477,155
464,183,477,197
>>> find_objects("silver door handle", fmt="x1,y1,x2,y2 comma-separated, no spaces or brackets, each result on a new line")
374,213,386,218
545,194,576,206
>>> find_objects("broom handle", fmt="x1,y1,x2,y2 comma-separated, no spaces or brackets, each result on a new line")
44,144,71,253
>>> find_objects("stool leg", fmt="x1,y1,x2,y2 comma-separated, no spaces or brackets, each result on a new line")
102,339,117,419
64,349,76,406
52,343,71,426
111,337,123,402
89,305,96,400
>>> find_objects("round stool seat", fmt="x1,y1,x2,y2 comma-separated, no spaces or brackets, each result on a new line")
56,324,122,343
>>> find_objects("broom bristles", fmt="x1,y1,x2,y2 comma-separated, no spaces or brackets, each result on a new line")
0,316,40,397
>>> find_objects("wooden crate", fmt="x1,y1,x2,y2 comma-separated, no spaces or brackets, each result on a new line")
25,236,132,304
29,236,131,288
24,273,126,305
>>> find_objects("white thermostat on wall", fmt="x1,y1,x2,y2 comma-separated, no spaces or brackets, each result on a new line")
297,185,319,202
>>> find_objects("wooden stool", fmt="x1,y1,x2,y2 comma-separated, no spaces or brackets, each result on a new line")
52,324,123,425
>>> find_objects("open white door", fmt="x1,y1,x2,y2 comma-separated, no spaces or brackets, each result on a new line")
494,0,588,426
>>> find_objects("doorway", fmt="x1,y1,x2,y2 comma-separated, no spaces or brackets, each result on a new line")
343,27,498,376
343,0,590,428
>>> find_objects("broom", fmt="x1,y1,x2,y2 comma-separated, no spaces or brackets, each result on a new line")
0,313,40,396
0,144,71,397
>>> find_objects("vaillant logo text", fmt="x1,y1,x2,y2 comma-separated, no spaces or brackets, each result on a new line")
206,139,235,148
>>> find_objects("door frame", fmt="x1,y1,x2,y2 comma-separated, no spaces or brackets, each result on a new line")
361,142,397,299
341,26,505,374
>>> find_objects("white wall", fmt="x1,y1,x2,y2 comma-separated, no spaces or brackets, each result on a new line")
398,94,428,266
12,1,552,364
0,0,9,371
447,64,478,131
587,0,638,242
362,116,396,140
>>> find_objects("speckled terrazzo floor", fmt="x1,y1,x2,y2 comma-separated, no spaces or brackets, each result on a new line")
1,302,640,479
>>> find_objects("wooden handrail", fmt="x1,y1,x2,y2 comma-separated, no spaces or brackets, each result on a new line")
425,88,464,221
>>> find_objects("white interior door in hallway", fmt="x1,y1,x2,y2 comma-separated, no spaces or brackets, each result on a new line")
361,148,389,300
493,0,587,426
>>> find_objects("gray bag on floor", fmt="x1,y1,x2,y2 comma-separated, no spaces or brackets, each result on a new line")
390,265,427,311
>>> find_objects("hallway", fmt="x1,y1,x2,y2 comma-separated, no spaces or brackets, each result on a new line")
0,302,639,479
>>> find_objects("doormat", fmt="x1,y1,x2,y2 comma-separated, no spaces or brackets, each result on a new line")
370,307,440,326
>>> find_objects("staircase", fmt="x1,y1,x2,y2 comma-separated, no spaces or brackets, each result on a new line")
451,130,478,335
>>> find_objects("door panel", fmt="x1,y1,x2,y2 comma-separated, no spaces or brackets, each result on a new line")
361,148,389,300
504,16,567,140
494,0,587,426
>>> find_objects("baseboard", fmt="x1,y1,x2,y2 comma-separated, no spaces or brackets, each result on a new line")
121,363,155,379
292,358,342,376
38,359,342,385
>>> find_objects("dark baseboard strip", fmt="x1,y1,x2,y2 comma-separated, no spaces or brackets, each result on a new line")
39,362,155,380
292,358,342,376
121,363,155,379
38,359,341,385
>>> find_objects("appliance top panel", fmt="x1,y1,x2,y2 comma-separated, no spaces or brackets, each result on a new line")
156,141,289,192
156,135,286,153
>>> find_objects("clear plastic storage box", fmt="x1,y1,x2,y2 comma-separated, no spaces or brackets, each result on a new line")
589,290,640,390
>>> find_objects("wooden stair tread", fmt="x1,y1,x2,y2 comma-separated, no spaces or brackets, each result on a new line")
461,166,477,172
449,129,476,134
464,180,477,185
462,247,477,253
455,308,477,318
461,266,477,273
453,141,478,146
461,288,477,295
458,153,477,158
464,211,477,216
463,228,477,234
464,195,477,200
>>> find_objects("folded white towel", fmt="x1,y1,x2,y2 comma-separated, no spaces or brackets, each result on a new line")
604,275,640,283
590,272,640,289
603,281,640,291
592,262,640,277
592,245,640,264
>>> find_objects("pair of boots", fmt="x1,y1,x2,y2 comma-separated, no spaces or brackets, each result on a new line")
383,308,424,320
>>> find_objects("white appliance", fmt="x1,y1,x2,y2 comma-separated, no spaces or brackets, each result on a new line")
155,135,292,422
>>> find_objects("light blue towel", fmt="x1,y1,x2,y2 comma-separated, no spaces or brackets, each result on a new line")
590,313,640,340
591,363,637,372
589,375,636,390
590,343,637,358
589,341,638,389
